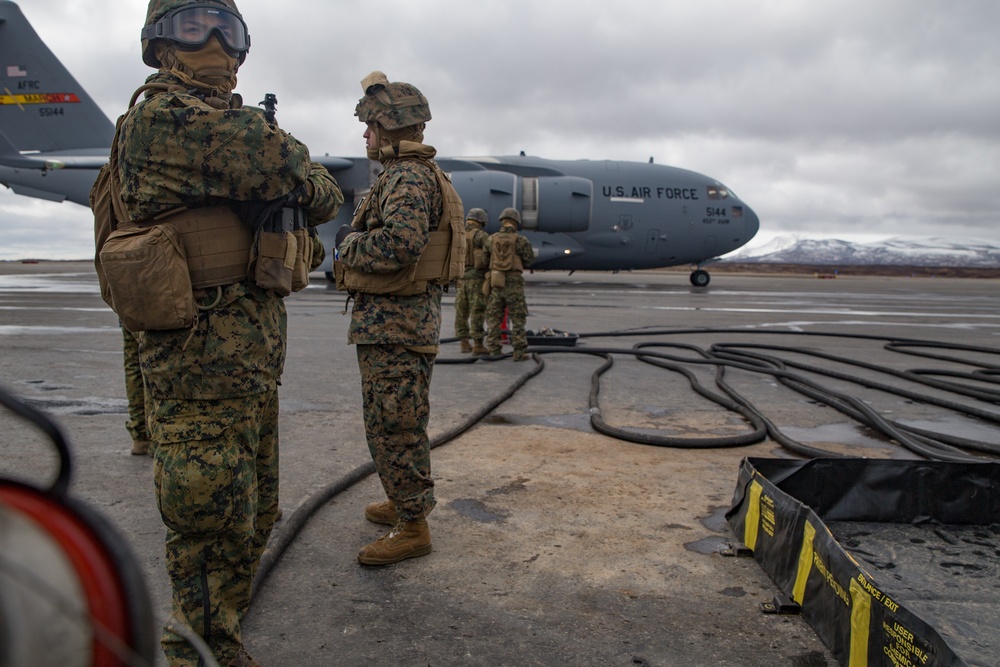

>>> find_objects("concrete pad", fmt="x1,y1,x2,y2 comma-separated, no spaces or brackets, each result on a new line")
2,260,998,666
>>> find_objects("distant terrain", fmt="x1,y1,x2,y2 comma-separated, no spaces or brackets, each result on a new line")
706,263,1000,279
713,235,1000,278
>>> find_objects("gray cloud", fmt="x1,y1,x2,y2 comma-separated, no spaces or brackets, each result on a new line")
3,0,998,260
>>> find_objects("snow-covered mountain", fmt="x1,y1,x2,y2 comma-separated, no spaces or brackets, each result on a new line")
723,236,1000,267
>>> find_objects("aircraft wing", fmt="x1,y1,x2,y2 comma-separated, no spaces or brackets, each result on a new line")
312,156,355,172
0,152,108,170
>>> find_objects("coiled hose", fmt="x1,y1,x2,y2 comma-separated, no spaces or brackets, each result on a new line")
252,327,1000,598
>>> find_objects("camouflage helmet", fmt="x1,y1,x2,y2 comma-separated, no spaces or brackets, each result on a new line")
499,207,521,228
466,208,488,225
142,0,249,69
355,71,431,130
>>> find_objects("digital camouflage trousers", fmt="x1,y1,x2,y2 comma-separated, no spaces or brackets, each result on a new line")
485,274,529,353
151,390,279,667
454,273,487,342
356,343,436,522
122,325,149,442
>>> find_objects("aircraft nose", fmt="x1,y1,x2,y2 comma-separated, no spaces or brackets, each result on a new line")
743,204,760,242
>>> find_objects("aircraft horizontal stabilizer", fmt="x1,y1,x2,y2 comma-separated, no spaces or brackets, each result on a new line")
4,182,69,203
313,156,355,172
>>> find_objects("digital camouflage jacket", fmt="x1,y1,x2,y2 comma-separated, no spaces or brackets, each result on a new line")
338,142,444,349
118,70,342,225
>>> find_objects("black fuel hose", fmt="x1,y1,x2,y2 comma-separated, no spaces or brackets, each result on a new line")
251,327,1000,601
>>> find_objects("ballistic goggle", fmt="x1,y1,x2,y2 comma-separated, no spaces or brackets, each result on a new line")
142,4,250,59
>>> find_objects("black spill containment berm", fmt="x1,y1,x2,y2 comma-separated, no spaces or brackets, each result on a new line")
726,458,999,667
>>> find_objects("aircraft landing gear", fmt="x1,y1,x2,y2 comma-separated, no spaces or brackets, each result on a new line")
690,269,710,287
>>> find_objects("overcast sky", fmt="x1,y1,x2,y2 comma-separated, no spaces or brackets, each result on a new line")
3,0,998,260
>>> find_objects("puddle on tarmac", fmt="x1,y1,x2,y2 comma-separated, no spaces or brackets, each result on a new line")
684,535,732,555
0,273,99,294
896,415,1000,447
779,421,891,452
447,498,510,524
14,395,126,416
9,380,125,416
699,505,731,533
682,507,737,555
0,325,115,336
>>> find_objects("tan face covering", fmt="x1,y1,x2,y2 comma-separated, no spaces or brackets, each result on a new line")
156,37,238,96
370,123,426,162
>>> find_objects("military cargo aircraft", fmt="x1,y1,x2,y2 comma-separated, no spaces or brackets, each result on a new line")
0,0,759,286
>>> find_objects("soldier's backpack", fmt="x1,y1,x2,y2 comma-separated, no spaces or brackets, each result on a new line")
488,231,524,288
466,229,486,270
91,89,197,332
490,232,517,272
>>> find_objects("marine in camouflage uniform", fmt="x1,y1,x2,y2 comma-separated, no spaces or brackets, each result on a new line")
336,71,442,566
122,324,152,455
484,209,536,360
453,208,490,355
115,2,343,665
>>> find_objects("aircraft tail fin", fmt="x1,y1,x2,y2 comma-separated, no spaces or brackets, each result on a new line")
0,1,115,155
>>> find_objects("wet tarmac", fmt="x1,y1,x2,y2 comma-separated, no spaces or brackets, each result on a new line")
2,261,999,666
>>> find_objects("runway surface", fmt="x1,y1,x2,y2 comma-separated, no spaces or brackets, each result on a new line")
2,261,998,666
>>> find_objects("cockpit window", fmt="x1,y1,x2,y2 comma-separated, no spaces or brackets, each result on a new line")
707,186,730,200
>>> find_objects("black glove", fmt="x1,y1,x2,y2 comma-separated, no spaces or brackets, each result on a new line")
233,185,309,231
335,223,356,248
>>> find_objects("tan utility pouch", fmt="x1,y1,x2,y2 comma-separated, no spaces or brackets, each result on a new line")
490,269,506,288
99,223,196,332
291,227,311,291
308,229,326,272
253,230,297,297
333,258,347,291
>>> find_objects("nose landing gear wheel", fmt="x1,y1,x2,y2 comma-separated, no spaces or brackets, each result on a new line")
690,269,710,287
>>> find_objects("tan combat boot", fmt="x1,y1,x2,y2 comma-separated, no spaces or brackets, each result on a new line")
472,342,489,356
364,499,399,525
357,517,432,565
459,338,473,353
131,439,150,456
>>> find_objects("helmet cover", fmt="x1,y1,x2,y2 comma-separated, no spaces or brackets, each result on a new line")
499,207,521,227
354,71,431,130
466,208,488,225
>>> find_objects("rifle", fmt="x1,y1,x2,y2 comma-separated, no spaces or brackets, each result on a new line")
260,93,278,126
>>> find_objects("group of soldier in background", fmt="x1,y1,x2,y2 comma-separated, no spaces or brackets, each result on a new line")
453,207,535,361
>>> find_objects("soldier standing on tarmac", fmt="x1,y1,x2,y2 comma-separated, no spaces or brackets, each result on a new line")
98,1,344,664
454,208,491,356
122,326,151,455
335,71,465,566
483,208,535,360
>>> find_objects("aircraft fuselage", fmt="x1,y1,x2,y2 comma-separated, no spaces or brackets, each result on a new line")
314,154,759,274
